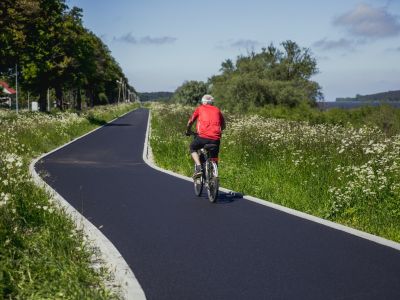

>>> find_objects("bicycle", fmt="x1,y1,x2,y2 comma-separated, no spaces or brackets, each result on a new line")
188,132,219,203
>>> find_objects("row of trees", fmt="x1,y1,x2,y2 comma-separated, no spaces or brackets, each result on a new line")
139,91,173,102
0,0,135,111
337,90,400,102
173,41,322,110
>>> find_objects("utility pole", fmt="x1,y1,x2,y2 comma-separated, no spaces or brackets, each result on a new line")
28,92,30,111
15,64,19,114
125,83,128,102
124,83,127,102
47,88,50,112
122,82,125,102
117,79,121,104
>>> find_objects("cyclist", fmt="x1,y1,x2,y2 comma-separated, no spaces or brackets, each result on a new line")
185,94,225,178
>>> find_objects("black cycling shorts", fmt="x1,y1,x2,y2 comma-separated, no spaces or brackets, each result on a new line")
189,136,220,159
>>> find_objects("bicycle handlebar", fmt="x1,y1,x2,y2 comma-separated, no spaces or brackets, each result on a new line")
185,130,198,137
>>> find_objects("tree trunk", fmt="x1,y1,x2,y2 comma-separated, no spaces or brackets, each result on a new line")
94,92,100,106
86,90,91,107
39,90,47,112
87,89,95,107
76,88,82,110
55,86,63,110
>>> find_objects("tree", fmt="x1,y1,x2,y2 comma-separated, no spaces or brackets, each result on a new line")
172,81,208,105
0,0,134,111
209,40,322,110
20,0,68,111
0,0,41,70
219,59,235,73
278,40,318,81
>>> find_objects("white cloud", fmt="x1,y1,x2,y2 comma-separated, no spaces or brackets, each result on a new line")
313,38,354,51
313,38,367,51
140,36,177,45
217,39,261,50
230,39,261,49
114,33,177,45
316,55,330,61
334,3,400,38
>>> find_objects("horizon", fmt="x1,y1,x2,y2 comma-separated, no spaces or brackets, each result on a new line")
67,0,400,101
138,89,400,103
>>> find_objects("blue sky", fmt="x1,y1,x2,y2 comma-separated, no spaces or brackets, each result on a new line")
67,0,400,101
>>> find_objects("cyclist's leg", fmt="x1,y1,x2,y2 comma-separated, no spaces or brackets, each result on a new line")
190,137,207,176
208,140,220,163
189,137,202,166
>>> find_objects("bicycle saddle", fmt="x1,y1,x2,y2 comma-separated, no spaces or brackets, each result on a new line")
204,144,217,151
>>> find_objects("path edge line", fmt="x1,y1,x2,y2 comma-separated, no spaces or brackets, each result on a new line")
142,110,400,252
29,108,146,300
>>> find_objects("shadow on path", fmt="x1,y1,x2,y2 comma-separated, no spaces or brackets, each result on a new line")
88,116,107,126
196,191,243,204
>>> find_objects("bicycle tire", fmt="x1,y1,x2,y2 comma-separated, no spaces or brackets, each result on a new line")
206,160,219,203
193,174,203,196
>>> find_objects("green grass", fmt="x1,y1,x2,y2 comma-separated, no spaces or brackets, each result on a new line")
0,103,139,299
252,103,400,136
150,102,400,243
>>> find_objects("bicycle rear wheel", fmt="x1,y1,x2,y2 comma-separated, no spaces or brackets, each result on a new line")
206,161,219,203
193,169,203,196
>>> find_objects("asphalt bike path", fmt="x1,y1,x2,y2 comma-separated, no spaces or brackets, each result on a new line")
37,108,400,300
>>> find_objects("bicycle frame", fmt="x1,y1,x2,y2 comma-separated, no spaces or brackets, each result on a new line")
200,149,218,178
196,147,219,202
189,131,219,202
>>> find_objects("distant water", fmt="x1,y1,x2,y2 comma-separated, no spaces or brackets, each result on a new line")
316,101,400,110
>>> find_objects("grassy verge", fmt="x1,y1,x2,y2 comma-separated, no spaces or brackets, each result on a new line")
252,102,400,136
0,103,139,299
150,102,400,242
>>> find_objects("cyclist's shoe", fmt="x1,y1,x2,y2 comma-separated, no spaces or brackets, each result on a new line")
192,165,202,178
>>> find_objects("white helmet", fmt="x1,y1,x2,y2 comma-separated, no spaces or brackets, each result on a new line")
201,94,214,104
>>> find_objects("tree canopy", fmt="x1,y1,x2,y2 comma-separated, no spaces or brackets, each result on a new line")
0,0,135,111
172,80,208,105
209,41,322,111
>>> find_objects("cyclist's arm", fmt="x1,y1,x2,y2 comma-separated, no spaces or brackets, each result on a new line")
187,108,199,132
220,112,226,131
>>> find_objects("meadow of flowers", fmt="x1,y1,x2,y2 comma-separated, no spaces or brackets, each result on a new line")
150,103,400,242
0,103,138,299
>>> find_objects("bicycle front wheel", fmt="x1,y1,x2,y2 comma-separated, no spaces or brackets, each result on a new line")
206,161,219,203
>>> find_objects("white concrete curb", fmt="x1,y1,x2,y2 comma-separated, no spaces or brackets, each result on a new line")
29,109,146,300
143,110,400,252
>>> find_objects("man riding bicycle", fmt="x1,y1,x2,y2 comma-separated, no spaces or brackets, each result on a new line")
186,95,225,178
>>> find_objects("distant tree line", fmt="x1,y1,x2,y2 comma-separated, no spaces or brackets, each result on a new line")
0,0,135,111
139,92,173,102
336,90,400,102
172,40,322,111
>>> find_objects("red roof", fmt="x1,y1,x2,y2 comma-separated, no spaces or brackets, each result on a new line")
0,81,16,94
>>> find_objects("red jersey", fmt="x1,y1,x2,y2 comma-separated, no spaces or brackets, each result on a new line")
188,104,225,140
